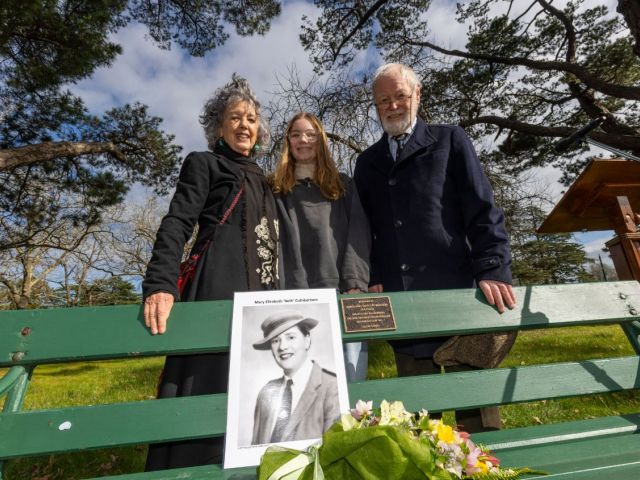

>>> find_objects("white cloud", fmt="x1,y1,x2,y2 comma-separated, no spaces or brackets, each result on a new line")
72,1,319,155
428,0,469,50
574,231,615,266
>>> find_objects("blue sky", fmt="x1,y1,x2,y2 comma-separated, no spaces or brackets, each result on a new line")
69,0,619,263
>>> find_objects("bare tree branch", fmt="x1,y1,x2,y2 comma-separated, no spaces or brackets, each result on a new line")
326,132,364,154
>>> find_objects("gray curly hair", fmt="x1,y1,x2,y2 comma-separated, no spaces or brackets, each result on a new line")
199,73,270,153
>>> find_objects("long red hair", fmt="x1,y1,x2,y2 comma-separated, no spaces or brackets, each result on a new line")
272,112,344,200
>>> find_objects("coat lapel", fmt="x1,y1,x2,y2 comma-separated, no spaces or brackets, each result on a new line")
368,137,395,176
394,117,437,167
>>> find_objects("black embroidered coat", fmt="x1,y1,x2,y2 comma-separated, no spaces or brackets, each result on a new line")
142,150,277,301
143,147,278,471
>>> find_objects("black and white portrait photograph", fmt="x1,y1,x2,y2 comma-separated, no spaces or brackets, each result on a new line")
224,288,349,469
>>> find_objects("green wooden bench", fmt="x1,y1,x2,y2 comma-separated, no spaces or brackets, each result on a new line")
2,281,640,479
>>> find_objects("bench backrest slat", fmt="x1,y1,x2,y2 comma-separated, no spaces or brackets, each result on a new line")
2,282,639,367
354,356,640,412
0,395,226,460
3,355,640,460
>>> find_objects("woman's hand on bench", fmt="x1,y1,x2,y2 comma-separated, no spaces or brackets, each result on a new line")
144,292,175,334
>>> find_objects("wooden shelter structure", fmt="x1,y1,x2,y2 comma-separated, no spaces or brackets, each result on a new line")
538,159,640,281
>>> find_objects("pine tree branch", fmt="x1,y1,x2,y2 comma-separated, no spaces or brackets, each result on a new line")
331,0,389,62
460,115,640,152
403,38,640,100
0,141,126,171
618,0,640,57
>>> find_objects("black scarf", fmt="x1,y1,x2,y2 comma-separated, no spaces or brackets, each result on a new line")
214,140,279,290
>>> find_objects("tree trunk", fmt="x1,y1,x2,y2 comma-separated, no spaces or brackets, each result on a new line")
618,0,640,58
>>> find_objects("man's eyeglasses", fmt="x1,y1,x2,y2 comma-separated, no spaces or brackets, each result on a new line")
288,130,319,142
374,92,413,109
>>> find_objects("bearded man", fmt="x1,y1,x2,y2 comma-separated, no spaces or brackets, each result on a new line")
354,63,516,432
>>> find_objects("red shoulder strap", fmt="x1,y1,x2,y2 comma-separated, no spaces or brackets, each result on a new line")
219,185,244,225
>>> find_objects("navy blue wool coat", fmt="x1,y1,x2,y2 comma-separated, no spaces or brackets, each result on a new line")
354,118,512,356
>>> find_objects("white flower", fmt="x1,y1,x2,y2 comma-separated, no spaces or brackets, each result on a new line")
350,400,373,420
379,400,411,426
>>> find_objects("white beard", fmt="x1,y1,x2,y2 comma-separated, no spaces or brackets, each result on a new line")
381,113,412,136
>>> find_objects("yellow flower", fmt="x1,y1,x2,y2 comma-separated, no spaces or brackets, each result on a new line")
476,461,489,474
436,421,455,444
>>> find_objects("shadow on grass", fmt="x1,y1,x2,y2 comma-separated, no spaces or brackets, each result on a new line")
36,363,100,376
122,362,164,379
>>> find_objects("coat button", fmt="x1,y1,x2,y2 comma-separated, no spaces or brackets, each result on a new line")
394,219,403,228
400,263,410,272
388,178,397,186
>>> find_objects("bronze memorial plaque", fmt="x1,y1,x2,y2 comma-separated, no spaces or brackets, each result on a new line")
341,296,397,333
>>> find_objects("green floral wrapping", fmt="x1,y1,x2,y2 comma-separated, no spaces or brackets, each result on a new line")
319,423,448,480
258,424,447,480
257,401,542,480
257,445,322,480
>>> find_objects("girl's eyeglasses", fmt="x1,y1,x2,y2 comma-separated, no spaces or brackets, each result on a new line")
288,131,319,142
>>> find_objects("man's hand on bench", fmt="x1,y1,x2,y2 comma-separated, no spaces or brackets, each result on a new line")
144,292,175,334
479,280,516,314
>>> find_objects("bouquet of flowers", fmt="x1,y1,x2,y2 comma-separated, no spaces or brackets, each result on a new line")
258,400,544,480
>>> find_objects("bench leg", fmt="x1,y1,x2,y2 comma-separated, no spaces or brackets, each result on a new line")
1,366,33,480
621,321,640,354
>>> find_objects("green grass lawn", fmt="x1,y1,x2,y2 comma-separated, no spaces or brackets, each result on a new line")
2,357,163,479
2,324,640,479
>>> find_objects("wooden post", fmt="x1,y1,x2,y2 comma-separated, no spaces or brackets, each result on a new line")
605,196,640,281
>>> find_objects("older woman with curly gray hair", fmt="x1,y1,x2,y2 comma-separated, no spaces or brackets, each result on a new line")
142,74,279,470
